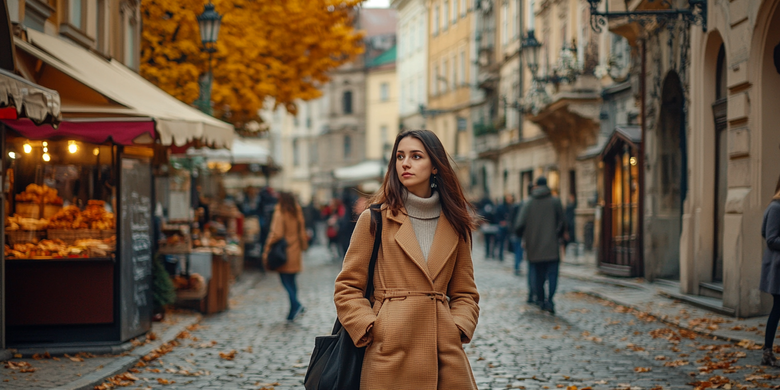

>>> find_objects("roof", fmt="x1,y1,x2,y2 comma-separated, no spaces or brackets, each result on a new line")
599,125,642,160
358,8,398,37
367,45,396,68
19,29,234,148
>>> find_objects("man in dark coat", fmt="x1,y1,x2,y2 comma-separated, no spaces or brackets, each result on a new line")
515,177,566,314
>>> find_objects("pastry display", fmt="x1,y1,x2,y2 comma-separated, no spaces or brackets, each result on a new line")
4,236,116,259
5,215,49,231
48,204,115,230
15,184,63,205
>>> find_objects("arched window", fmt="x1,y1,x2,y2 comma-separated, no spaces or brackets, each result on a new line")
343,91,353,114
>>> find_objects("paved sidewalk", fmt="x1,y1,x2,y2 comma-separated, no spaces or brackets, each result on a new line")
0,273,259,390
518,258,771,346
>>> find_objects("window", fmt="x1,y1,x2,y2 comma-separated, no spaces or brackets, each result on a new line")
343,91,353,114
461,0,467,16
418,75,424,103
380,82,390,101
443,1,449,31
443,60,449,93
293,139,300,166
501,2,508,46
513,0,519,39
419,17,424,49
432,65,439,95
451,55,457,90
344,135,352,158
451,0,457,24
70,0,85,29
459,50,466,85
125,18,137,69
433,6,439,35
95,0,107,51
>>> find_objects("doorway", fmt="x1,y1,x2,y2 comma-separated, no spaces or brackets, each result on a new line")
712,45,728,283
651,72,686,280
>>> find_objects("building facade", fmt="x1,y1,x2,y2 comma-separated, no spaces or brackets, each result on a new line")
426,0,481,199
392,0,428,131
8,0,140,70
681,0,780,317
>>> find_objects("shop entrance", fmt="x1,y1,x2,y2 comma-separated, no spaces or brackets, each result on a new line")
649,71,686,280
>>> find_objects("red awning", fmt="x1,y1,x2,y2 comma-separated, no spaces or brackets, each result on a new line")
1,118,155,145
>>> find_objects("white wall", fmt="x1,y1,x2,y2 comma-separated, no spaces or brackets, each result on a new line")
396,0,428,118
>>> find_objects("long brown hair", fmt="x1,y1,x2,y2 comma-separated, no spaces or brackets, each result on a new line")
278,191,300,215
369,130,478,241
774,174,780,201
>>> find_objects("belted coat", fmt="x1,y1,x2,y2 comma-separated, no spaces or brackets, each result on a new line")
262,204,308,274
334,206,480,390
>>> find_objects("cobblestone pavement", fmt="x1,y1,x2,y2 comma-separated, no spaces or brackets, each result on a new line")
99,242,778,390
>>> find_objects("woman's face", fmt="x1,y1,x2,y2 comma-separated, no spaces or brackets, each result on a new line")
395,136,437,198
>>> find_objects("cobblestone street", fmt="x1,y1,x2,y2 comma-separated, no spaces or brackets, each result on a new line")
98,241,778,390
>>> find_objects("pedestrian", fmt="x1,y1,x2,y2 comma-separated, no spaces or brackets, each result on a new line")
493,194,514,261
334,129,480,389
760,175,780,367
262,191,309,321
479,196,498,259
515,176,565,314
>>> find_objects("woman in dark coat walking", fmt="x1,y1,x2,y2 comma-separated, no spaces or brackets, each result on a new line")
760,176,780,367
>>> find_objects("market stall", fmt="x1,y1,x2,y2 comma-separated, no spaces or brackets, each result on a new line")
154,157,239,315
1,125,155,346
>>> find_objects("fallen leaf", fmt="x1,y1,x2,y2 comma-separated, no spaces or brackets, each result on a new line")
219,350,237,360
634,367,652,373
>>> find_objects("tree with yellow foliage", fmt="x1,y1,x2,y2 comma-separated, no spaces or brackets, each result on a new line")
141,0,365,128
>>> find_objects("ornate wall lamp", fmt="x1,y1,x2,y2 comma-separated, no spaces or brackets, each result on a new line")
586,0,707,33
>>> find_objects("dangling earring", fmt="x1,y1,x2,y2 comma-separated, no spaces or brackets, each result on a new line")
430,173,438,189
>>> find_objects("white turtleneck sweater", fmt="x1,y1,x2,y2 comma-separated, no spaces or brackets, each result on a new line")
404,191,442,262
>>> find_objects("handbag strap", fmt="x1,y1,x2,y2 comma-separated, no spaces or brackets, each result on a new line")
364,204,383,300
332,204,382,335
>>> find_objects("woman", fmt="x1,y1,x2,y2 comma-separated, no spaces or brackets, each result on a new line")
760,176,780,367
263,192,309,321
334,130,480,389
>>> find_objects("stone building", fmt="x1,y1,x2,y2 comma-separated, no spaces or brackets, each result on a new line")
682,0,780,317
392,0,428,131
426,0,481,198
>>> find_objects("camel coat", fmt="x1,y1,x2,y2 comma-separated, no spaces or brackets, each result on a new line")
262,204,308,274
334,207,480,390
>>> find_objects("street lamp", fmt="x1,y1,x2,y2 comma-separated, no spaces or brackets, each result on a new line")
521,30,542,79
195,1,222,115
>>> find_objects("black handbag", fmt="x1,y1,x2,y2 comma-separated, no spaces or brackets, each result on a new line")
304,204,382,390
266,238,288,270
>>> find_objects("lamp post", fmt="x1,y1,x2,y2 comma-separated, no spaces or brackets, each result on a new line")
195,1,222,115
521,30,542,80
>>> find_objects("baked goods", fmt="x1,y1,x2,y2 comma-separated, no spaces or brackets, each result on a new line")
4,236,116,259
15,184,63,205
5,215,49,231
48,204,115,230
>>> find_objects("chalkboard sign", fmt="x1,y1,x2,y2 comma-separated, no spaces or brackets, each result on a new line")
119,157,153,341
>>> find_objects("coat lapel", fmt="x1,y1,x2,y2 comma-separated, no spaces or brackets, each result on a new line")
386,208,431,280
426,213,459,282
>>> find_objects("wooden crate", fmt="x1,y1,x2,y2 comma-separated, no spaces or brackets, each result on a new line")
6,230,46,245
48,229,109,243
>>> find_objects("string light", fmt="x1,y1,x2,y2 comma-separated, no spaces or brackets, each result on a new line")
93,148,100,156
8,151,17,159
42,153,51,162
68,140,78,154
23,143,32,154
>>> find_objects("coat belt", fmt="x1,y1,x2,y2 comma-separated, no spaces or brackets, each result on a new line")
374,289,447,303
